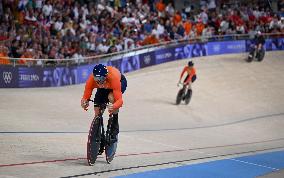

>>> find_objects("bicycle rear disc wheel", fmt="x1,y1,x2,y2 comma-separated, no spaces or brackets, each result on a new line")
87,117,102,166
105,136,118,164
105,117,118,164
176,89,183,105
185,89,192,105
257,50,265,61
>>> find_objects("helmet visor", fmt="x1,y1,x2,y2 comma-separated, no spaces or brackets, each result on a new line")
94,76,106,84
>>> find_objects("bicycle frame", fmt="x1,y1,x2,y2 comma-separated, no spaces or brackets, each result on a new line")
176,82,192,105
86,99,116,165
180,83,190,94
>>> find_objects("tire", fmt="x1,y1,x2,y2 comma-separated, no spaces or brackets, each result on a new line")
105,117,117,164
247,56,253,62
105,138,117,163
257,50,265,62
87,117,102,166
176,89,183,105
184,89,192,105
247,49,255,62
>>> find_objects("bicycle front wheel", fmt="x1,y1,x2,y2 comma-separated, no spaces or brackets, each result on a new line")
185,89,192,105
87,117,102,166
105,117,118,164
176,89,183,105
105,137,117,163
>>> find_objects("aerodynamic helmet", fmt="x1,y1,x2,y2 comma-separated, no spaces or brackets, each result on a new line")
93,64,108,84
188,61,194,67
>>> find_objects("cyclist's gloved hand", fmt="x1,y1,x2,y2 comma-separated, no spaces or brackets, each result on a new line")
177,80,181,86
81,98,89,111
107,103,114,114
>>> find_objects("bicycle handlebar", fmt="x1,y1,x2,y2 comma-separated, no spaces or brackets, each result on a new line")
177,82,187,86
87,99,113,117
87,99,108,110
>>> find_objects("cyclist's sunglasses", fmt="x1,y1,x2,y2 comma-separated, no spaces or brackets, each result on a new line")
94,76,106,84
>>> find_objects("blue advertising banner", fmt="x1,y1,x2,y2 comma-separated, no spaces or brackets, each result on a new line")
175,44,191,60
265,38,284,51
155,47,175,64
0,65,18,88
18,67,43,87
120,55,140,73
175,43,208,60
109,58,122,71
42,66,77,87
76,65,93,84
245,39,254,52
191,43,208,58
207,40,246,55
139,51,156,68
1,38,284,88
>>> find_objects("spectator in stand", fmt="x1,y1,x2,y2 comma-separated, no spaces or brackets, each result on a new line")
152,22,160,39
0,0,283,66
195,19,205,36
19,48,34,65
176,22,185,38
165,2,175,17
143,18,153,34
115,38,123,51
141,33,159,45
269,15,280,31
200,8,208,24
42,0,52,19
184,16,192,36
155,0,165,17
173,10,182,26
0,46,10,65
24,9,37,26
279,0,284,16
279,17,284,30
208,0,216,11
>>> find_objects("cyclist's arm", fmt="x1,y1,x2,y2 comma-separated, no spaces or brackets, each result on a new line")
112,79,123,110
82,75,96,100
180,66,187,80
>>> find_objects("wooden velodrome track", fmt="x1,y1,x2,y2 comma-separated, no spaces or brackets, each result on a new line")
1,51,284,178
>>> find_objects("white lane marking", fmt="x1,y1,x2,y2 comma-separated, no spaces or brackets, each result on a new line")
230,158,279,171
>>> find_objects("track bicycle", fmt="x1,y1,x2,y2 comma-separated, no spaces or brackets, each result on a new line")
86,99,118,165
176,82,192,105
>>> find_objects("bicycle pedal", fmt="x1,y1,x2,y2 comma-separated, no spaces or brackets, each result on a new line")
98,147,104,155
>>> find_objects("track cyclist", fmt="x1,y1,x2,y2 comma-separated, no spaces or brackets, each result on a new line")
254,30,265,52
81,64,127,146
178,61,197,88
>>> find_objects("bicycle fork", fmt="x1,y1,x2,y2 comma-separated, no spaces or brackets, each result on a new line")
106,115,117,144
98,117,105,155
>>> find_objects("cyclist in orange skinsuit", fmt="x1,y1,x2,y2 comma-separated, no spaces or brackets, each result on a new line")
178,61,197,88
81,64,127,140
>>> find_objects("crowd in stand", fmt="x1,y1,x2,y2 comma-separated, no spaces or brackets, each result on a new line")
0,0,284,65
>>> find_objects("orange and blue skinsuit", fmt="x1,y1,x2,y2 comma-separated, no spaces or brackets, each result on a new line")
180,66,196,84
82,66,123,110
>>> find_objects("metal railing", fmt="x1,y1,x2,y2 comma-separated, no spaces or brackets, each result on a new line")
2,32,284,67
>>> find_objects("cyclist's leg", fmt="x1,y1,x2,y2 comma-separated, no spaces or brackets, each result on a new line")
93,88,111,117
94,88,112,154
107,74,127,137
188,75,197,89
183,74,190,93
